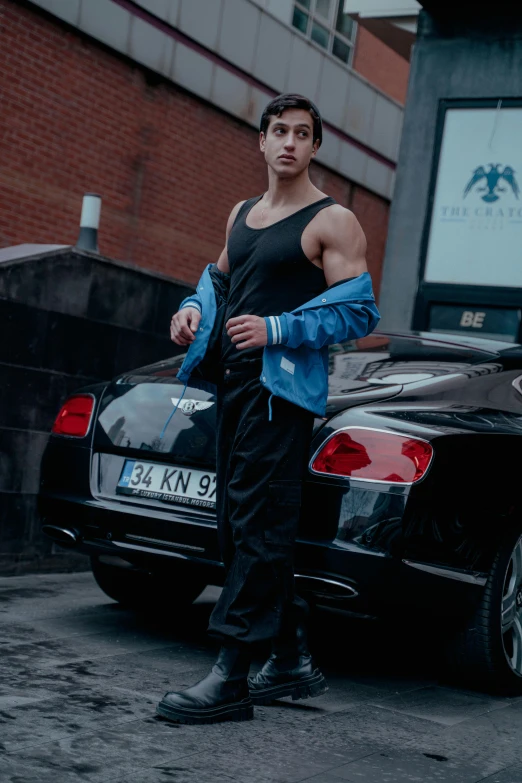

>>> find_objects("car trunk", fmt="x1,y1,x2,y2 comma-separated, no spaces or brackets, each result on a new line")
94,378,217,469
92,372,217,515
92,369,402,511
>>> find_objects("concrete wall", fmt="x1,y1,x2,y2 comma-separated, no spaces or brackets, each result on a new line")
248,0,293,25
379,9,522,330
0,245,192,575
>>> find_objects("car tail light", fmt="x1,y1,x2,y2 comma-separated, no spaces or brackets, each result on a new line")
52,394,95,438
311,427,433,484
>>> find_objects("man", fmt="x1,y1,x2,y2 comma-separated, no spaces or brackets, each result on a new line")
158,94,380,725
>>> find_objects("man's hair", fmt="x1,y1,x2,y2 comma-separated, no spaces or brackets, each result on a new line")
260,94,323,147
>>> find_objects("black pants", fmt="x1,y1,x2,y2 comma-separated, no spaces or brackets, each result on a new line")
207,360,314,647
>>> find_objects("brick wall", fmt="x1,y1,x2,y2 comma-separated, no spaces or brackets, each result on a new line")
353,26,410,105
1,0,391,291
351,187,389,301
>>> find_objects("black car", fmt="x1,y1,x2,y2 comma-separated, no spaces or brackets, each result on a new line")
39,331,522,692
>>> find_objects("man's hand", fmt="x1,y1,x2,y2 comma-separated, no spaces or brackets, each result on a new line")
170,307,201,346
226,315,267,350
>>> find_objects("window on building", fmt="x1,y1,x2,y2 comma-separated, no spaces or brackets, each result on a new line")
292,0,357,66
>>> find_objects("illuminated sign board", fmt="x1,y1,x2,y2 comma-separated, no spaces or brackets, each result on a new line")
423,104,522,288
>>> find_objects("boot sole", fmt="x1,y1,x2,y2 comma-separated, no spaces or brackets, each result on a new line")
249,670,328,705
156,696,254,725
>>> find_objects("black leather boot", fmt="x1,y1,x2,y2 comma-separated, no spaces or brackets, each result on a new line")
248,624,327,705
156,646,253,724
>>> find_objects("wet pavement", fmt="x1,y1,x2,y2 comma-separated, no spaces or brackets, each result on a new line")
1,571,522,782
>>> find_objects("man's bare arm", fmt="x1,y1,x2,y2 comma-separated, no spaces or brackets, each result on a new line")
170,201,244,345
320,206,368,287
216,200,245,274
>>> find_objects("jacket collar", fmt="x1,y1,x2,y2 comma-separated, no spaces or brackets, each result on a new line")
196,264,215,296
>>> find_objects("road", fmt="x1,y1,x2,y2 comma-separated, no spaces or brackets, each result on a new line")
1,570,522,782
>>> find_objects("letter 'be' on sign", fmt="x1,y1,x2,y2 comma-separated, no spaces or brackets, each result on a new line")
460,311,486,328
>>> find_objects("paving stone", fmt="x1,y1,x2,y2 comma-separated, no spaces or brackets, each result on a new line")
502,696,522,711
372,685,510,726
0,754,78,783
1,572,522,783
0,655,216,737
403,705,522,771
249,675,406,720
0,686,157,751
205,733,372,776
327,671,438,695
0,573,107,622
296,775,358,783
293,703,439,748
0,620,48,647
321,749,507,782
479,763,522,782
117,767,243,783
0,690,57,709
7,724,205,782
0,631,177,671
150,745,354,783
127,648,218,675
55,660,192,702
48,651,214,700
0,662,109,701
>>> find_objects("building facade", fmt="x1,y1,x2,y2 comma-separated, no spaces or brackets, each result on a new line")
1,0,408,295
378,5,522,339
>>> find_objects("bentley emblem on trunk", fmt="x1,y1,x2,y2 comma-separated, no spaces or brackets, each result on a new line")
171,398,214,416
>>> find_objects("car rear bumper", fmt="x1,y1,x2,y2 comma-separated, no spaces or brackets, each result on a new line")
39,492,485,619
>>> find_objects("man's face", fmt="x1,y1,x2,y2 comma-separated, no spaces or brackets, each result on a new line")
260,109,319,178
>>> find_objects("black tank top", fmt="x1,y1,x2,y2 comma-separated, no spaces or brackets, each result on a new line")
221,195,336,363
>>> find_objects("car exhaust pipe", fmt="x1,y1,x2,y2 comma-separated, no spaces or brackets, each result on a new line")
42,525,80,546
294,574,358,600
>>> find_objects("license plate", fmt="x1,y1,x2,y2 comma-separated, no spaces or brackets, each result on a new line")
116,459,216,509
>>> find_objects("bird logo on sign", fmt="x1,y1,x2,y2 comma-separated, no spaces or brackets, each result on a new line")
171,398,214,416
463,163,520,203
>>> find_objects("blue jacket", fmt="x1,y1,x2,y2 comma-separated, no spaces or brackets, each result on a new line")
175,264,380,418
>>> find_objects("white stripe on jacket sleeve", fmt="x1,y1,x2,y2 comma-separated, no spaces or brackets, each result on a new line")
266,315,287,345
275,316,282,344
182,300,202,313
268,316,277,345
